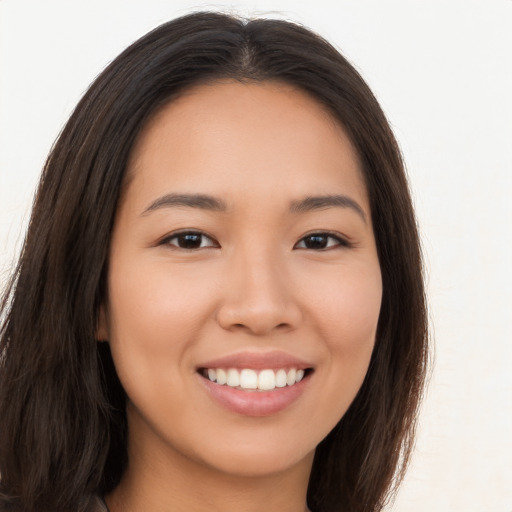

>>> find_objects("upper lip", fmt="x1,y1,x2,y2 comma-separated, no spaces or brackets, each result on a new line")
197,350,313,371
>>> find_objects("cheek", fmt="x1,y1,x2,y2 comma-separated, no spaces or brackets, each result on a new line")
105,257,217,393
300,260,382,345
300,261,382,412
330,267,381,369
108,255,217,334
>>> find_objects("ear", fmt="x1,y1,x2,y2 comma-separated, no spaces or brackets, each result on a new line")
96,305,109,342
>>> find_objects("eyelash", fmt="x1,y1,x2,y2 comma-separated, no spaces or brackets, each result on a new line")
294,232,351,250
159,231,219,250
158,230,351,251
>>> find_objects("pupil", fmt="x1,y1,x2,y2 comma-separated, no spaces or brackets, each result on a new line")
306,235,327,249
179,233,201,248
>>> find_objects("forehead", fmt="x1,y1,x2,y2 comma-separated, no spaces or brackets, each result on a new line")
125,80,368,211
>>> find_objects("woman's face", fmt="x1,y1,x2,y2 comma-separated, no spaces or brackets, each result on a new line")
100,81,382,479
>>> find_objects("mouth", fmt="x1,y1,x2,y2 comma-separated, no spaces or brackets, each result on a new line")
197,366,313,416
199,367,313,391
196,352,314,416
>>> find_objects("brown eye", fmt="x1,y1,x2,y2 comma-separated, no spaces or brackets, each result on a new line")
294,233,348,250
162,231,218,250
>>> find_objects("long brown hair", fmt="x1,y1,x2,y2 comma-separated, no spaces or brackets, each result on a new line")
0,12,428,512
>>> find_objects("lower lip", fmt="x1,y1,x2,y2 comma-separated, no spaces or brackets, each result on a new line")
198,373,310,417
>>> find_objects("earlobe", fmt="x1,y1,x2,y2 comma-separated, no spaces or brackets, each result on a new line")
96,305,109,342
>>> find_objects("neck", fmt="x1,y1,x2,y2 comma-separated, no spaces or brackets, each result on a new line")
106,422,313,512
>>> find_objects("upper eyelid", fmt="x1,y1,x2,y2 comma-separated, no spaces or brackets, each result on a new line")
302,230,346,239
297,230,351,242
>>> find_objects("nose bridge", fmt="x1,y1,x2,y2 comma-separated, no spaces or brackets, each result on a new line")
216,242,301,335
238,246,282,303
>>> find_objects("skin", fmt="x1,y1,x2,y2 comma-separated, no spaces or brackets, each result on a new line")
100,81,382,512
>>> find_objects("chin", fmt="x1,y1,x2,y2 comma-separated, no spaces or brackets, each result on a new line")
200,445,315,478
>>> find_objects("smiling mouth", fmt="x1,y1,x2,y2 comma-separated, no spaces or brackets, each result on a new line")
199,367,313,391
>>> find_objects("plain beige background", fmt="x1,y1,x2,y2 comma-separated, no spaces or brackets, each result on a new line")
1,1,511,510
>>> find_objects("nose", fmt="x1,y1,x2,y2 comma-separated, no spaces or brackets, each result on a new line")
215,250,303,336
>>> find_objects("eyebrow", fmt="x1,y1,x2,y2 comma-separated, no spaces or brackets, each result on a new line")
140,192,367,222
290,195,367,223
140,193,228,216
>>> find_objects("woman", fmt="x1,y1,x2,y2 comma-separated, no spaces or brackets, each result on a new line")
0,11,428,512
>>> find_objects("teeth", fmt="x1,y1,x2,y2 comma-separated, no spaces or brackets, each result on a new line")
275,369,287,388
239,369,258,389
258,369,275,390
216,368,227,385
226,369,240,387
204,367,308,390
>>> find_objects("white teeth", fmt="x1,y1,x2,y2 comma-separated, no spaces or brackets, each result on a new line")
258,369,276,390
275,369,287,388
216,368,227,385
226,368,240,387
239,369,258,389
204,367,308,390
286,368,296,386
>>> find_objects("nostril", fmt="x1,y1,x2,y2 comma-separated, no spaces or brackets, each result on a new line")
215,290,303,335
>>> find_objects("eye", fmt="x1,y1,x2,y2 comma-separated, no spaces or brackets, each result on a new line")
160,231,219,250
294,232,349,250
